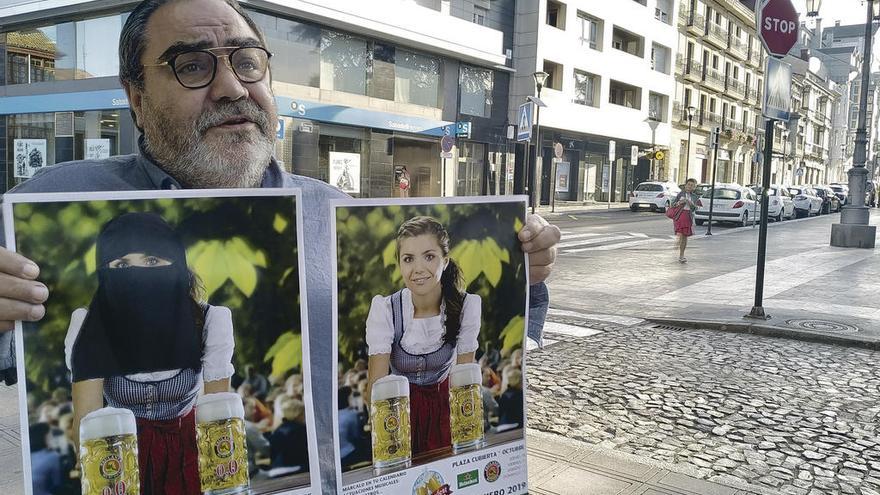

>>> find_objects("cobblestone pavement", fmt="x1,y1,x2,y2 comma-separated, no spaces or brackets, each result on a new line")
527,316,880,495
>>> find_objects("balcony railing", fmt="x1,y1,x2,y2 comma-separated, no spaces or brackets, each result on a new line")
703,67,725,90
680,8,706,35
730,38,749,60
706,22,729,48
726,77,745,99
746,87,759,104
701,112,722,130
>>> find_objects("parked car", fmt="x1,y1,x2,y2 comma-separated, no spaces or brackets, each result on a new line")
788,186,823,217
629,182,680,212
866,180,877,207
694,184,758,227
750,184,795,221
811,185,841,214
829,183,849,205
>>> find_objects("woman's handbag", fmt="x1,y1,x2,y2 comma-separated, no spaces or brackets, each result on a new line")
666,204,684,220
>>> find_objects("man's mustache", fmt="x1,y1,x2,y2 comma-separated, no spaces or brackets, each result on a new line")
197,101,273,137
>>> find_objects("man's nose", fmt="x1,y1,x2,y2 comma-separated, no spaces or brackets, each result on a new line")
208,55,248,102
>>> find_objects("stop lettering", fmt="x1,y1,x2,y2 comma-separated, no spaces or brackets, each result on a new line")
763,17,797,34
758,0,799,58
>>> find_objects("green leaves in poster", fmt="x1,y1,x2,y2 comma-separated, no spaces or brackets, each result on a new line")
264,331,302,379
188,237,268,298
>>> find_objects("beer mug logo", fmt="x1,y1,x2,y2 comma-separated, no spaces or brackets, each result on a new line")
214,435,234,458
386,443,399,456
484,461,502,482
384,414,400,433
99,455,122,480
460,398,474,417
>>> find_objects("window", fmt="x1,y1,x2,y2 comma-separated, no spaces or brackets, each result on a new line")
574,70,599,107
612,27,644,57
320,31,368,95
651,43,671,74
460,66,493,117
543,60,563,90
395,49,441,107
3,18,100,86
75,15,124,78
546,1,566,29
252,12,321,88
649,92,668,121
609,80,641,109
578,11,602,50
473,6,488,25
655,0,672,24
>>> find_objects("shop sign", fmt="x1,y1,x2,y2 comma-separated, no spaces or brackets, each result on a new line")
85,139,111,161
329,152,361,194
555,162,570,192
456,121,472,139
276,119,285,139
13,139,47,179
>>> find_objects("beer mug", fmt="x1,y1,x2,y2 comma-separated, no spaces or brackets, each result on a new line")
79,407,140,495
196,393,249,495
449,363,485,452
370,375,411,471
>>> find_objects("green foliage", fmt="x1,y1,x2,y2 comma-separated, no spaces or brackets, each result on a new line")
13,196,303,398
335,202,527,369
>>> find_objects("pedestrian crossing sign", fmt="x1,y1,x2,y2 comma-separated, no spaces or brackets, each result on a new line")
517,102,533,142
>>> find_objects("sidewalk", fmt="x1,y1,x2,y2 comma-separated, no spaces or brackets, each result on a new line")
527,430,762,495
535,201,631,216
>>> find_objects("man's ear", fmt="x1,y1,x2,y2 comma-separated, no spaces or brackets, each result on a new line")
123,81,145,131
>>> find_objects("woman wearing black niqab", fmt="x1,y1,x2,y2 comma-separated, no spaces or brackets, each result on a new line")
65,212,236,495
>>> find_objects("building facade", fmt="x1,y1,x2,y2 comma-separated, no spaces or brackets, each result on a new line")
509,0,677,204
670,0,765,187
0,0,516,197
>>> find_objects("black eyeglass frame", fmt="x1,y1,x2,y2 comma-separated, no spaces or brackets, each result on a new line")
143,45,273,89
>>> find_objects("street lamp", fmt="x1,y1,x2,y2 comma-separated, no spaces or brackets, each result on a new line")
646,112,660,180
531,71,549,212
805,0,821,17
831,0,878,247
685,106,696,181
781,128,790,184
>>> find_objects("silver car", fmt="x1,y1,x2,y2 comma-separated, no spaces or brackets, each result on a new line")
788,186,822,217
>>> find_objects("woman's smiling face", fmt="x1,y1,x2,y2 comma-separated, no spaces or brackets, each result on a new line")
398,234,447,297
108,252,173,269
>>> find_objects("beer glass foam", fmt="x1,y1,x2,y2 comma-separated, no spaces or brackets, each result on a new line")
449,363,485,452
79,407,140,495
370,374,411,471
196,392,249,495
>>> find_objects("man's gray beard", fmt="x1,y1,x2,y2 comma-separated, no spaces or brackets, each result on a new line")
141,98,277,188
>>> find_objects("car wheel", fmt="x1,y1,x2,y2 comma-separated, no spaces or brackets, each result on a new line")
650,204,657,212
796,208,805,218
660,201,670,213
775,211,782,222
630,204,638,212
695,219,705,226
740,211,749,227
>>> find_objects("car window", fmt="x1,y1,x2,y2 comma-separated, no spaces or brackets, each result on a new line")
636,184,663,192
830,186,844,193
710,188,741,200
788,188,801,196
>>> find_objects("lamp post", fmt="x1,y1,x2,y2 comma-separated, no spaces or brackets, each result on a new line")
781,128,790,184
831,0,878,247
647,113,661,180
531,71,549,213
805,0,822,17
685,106,696,181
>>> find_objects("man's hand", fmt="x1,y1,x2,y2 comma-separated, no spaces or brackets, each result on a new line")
518,214,561,285
0,247,48,332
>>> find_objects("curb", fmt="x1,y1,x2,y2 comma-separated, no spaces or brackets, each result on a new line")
647,317,880,350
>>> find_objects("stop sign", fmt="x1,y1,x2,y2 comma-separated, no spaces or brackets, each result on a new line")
758,0,799,57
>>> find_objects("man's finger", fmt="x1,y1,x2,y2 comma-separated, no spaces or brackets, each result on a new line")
518,214,551,242
0,248,39,280
521,224,562,252
527,247,556,267
529,265,553,285
0,272,49,305
0,298,45,323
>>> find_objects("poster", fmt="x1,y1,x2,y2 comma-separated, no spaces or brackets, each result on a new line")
85,139,111,161
329,152,361,194
331,197,530,495
555,162,570,192
13,139,47,179
3,190,320,495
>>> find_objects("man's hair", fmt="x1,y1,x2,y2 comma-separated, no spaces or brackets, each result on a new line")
119,0,267,90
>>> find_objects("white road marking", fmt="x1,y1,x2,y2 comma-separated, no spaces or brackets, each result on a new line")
527,338,558,351
628,232,650,238
572,237,666,252
542,321,604,338
557,232,605,242
558,234,633,249
547,309,645,326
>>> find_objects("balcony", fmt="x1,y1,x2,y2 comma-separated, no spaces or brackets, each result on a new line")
726,77,746,100
722,117,737,131
672,102,692,125
705,22,728,49
748,48,766,72
680,8,706,36
743,124,756,137
683,58,703,83
729,37,749,61
703,67,725,91
700,111,722,130
746,86,759,105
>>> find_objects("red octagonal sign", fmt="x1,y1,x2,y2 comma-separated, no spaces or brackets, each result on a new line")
759,0,800,57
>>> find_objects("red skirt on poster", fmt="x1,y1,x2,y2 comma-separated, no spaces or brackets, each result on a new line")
410,378,451,454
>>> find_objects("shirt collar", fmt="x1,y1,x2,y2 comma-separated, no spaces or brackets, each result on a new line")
136,135,284,190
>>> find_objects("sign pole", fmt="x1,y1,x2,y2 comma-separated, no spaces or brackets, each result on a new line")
707,127,720,235
747,119,775,320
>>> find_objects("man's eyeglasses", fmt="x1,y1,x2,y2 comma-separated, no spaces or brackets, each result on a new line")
143,46,272,89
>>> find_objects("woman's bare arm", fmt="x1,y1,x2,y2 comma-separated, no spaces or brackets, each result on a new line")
365,353,391,410
72,379,104,448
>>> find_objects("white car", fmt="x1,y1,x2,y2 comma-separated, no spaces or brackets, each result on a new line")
629,182,681,212
694,184,759,227
788,186,823,217
751,185,796,222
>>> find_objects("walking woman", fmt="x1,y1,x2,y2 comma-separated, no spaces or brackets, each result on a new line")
672,179,699,263
365,216,481,455
65,212,235,494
